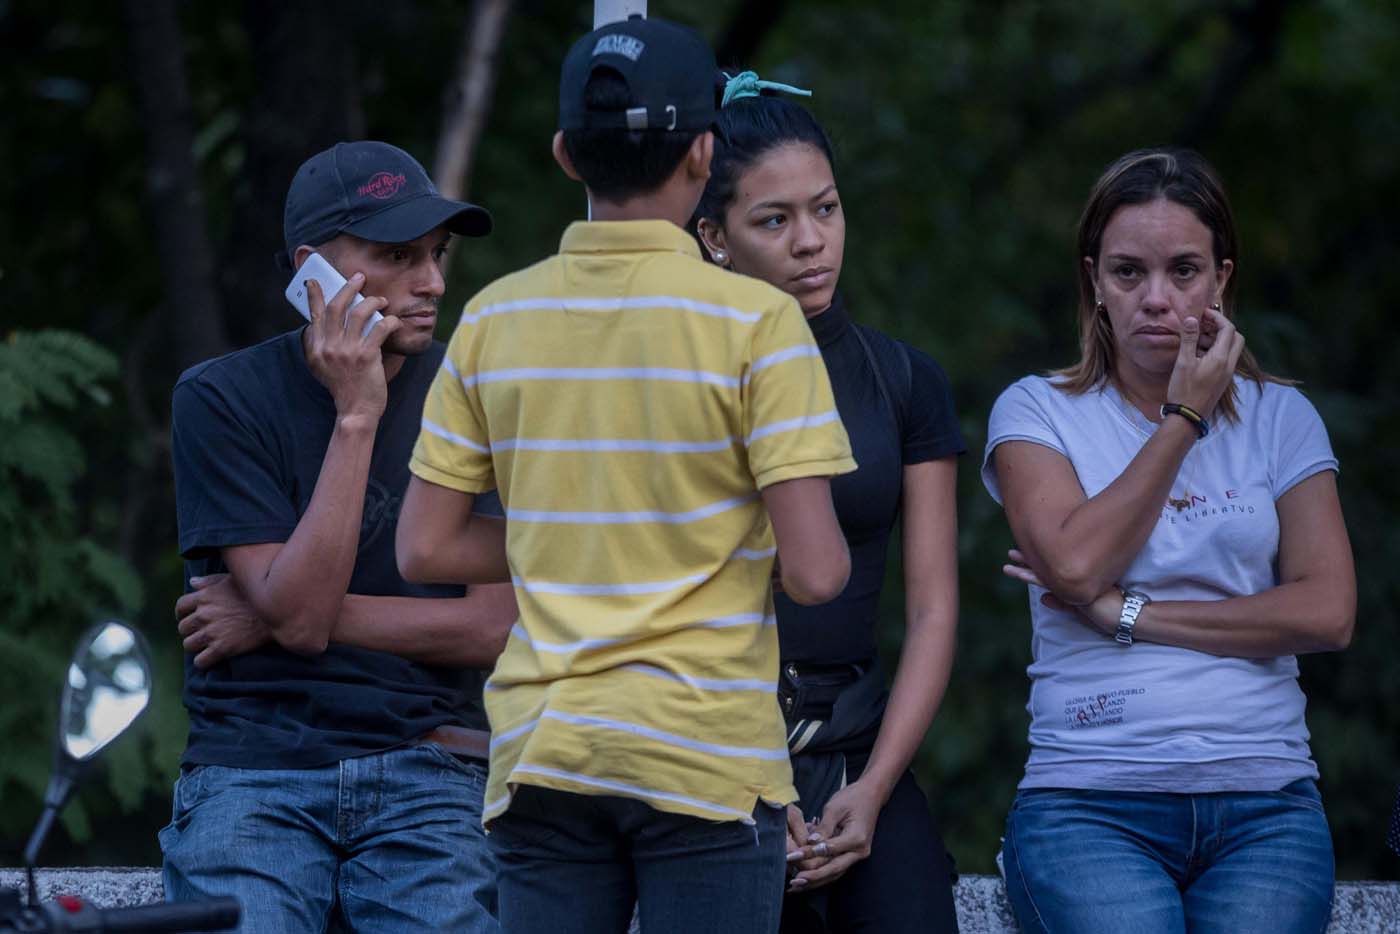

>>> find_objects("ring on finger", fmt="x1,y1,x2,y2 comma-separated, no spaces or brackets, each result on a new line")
813,841,831,858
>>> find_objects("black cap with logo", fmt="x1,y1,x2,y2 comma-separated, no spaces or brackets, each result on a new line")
559,15,718,133
282,141,492,262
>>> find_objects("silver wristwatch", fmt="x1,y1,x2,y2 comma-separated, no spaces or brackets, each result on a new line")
1115,591,1151,646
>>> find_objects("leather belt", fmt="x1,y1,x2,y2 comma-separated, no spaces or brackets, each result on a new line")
418,724,491,760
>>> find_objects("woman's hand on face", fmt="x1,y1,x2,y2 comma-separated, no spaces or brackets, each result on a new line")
1003,549,1122,637
787,779,883,893
1165,306,1245,416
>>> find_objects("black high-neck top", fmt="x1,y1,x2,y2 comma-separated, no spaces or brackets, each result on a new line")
775,294,965,665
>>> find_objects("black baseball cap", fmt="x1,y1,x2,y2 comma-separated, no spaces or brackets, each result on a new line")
282,141,492,261
559,15,717,132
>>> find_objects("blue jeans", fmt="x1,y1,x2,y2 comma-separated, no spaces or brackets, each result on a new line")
1002,779,1335,934
160,744,497,933
491,785,787,934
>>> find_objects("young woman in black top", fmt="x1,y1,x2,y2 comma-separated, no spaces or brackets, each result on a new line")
693,74,963,933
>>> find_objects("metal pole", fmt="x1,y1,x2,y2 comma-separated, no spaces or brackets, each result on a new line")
586,1,645,220
593,0,646,27
586,0,645,220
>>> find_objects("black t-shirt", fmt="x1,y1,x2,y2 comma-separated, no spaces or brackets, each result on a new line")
171,329,495,769
775,295,965,665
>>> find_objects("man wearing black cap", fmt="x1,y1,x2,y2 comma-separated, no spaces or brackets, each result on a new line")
163,141,512,933
397,17,854,934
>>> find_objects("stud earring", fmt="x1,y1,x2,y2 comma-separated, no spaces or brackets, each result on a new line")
1095,295,1106,313
1209,300,1222,311
712,249,728,265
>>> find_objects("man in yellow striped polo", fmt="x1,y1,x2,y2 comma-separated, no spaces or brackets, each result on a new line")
396,16,855,933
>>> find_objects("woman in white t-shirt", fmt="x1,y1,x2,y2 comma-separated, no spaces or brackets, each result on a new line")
983,148,1355,934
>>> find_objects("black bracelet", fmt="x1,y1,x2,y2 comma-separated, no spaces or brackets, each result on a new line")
1161,402,1208,438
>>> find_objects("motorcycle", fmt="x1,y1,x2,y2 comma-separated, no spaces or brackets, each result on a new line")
1,620,239,932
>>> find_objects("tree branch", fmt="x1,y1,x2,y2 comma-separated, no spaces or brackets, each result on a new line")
433,0,515,201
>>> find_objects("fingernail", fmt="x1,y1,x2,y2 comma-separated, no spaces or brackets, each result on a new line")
807,832,823,843
790,878,808,888
189,576,203,585
787,850,804,862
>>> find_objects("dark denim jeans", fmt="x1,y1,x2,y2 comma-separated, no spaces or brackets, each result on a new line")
490,785,787,934
160,744,497,933
1002,779,1335,934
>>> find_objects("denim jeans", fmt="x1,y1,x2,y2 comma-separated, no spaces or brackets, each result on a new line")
160,744,497,933
490,785,787,934
1002,779,1334,934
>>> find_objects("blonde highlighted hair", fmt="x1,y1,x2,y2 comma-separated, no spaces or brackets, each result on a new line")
1052,148,1289,421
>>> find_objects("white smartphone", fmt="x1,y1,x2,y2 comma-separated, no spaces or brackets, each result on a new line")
284,252,385,338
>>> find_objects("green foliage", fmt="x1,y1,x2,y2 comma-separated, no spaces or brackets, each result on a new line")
0,331,150,847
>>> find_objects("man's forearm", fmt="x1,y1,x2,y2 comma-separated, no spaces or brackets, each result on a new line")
332,583,518,667
230,415,377,653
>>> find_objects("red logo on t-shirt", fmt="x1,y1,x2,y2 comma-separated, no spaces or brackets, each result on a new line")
358,172,407,200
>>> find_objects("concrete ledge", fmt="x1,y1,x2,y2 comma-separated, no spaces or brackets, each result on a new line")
2,869,1397,932
0,867,164,909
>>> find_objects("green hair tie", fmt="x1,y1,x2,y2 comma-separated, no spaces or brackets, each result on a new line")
721,70,812,108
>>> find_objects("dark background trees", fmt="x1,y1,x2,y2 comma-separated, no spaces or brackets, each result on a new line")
2,0,1396,879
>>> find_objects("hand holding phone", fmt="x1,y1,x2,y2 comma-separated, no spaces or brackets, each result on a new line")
297,263,397,422
285,252,385,338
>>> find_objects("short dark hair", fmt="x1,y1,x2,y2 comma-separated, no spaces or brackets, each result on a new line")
561,69,702,202
692,91,836,230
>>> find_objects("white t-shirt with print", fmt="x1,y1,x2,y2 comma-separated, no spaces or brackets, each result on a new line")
983,375,1338,792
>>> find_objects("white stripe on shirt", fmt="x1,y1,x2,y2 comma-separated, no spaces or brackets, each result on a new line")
461,295,763,326
511,571,710,596
506,613,775,656
541,709,789,760
421,418,491,453
507,494,756,525
733,546,777,560
491,436,738,454
460,367,741,389
618,663,776,693
488,716,539,751
751,343,822,374
746,409,841,445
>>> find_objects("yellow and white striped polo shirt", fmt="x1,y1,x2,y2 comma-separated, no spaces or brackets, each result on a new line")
410,219,856,825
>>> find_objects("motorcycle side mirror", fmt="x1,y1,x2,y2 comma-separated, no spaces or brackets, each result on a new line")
60,621,153,762
21,621,152,906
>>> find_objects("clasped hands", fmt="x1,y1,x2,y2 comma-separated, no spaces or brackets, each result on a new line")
783,779,882,894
